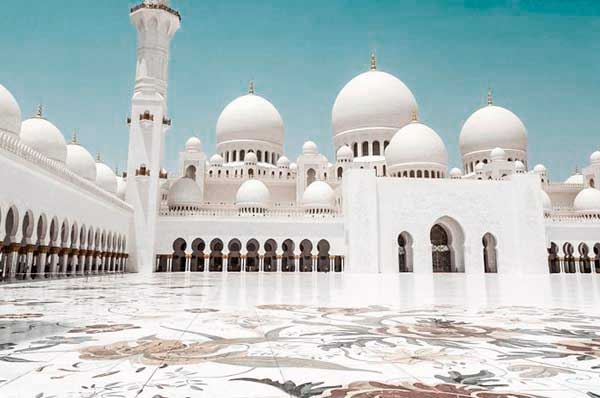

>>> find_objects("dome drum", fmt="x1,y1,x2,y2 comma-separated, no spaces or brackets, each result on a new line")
388,164,447,179
462,149,527,174
216,140,283,166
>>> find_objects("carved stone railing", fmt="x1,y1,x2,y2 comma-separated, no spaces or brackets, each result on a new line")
545,211,600,224
0,131,132,211
160,203,341,219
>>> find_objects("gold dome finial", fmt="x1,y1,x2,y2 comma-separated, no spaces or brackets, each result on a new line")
35,104,43,118
411,109,418,122
96,152,101,162
370,53,377,70
71,130,78,144
249,80,255,94
487,87,493,106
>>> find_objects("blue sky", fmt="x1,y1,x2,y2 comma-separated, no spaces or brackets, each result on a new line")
1,0,599,180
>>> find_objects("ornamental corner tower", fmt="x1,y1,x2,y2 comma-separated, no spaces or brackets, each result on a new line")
125,0,181,273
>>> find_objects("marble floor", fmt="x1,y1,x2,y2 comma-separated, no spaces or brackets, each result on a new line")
0,273,599,398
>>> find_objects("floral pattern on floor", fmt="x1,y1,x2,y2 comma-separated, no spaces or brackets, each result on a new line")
0,273,599,397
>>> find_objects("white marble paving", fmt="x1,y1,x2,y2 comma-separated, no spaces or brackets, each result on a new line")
0,273,599,397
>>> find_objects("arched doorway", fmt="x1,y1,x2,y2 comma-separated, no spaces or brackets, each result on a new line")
191,238,205,272
431,225,451,272
306,169,316,186
185,165,197,180
263,239,277,272
548,242,560,273
594,243,600,273
578,243,591,273
482,233,498,273
430,217,465,273
563,243,576,273
246,239,260,272
227,239,242,272
317,239,330,272
172,238,187,272
282,239,295,272
209,239,224,272
397,232,413,272
299,239,313,272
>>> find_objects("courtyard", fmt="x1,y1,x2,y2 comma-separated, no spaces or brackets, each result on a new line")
0,273,599,397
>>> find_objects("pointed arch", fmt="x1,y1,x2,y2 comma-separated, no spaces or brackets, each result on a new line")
263,239,277,272
430,216,465,273
299,239,313,272
172,238,187,272
482,233,498,273
397,232,413,272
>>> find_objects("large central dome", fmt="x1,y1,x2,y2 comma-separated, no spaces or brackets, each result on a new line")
216,92,284,147
332,63,417,139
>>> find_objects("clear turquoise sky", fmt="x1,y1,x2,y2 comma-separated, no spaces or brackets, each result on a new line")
1,0,599,180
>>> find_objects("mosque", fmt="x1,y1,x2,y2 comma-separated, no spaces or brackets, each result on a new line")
0,0,599,280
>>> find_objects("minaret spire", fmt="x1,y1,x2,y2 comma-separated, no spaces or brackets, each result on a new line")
370,53,377,71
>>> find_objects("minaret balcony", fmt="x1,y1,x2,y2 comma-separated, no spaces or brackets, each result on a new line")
130,2,181,21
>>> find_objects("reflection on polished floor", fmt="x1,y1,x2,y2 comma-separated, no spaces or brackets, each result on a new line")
0,273,599,397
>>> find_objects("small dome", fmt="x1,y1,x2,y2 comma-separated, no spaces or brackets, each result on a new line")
573,188,600,213
565,173,584,185
185,137,202,152
20,116,67,163
168,177,202,209
475,162,485,172
590,150,600,165
541,190,552,211
302,181,335,210
490,147,506,162
66,140,97,182
277,155,290,168
235,179,270,208
95,159,118,194
216,92,284,146
385,121,448,169
244,151,257,164
0,84,21,136
449,167,463,178
332,68,418,138
290,162,298,171
302,141,318,155
336,145,353,161
459,104,527,156
514,160,526,172
210,153,224,166
533,164,547,173
116,175,127,200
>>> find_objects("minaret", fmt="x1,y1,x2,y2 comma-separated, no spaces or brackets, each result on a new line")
125,0,181,273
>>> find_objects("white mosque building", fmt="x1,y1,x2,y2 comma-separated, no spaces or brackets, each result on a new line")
0,0,599,280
